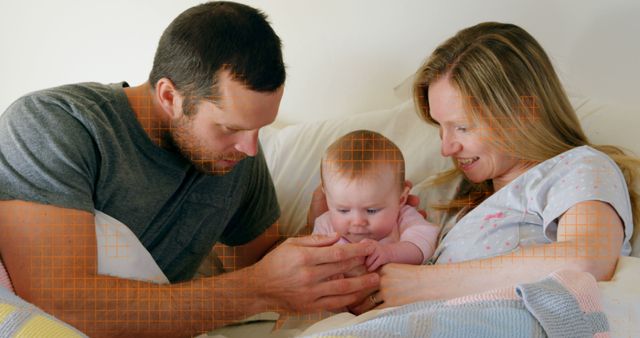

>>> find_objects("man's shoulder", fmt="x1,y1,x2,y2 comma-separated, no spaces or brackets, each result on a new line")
14,82,121,110
6,82,125,114
2,82,131,137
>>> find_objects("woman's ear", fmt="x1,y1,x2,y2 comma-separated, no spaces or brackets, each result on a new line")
154,78,183,120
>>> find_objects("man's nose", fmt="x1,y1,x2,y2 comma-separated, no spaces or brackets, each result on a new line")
235,130,259,157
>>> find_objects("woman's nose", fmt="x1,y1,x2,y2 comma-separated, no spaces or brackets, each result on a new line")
441,133,462,157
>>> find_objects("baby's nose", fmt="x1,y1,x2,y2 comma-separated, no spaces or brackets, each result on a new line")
351,214,368,227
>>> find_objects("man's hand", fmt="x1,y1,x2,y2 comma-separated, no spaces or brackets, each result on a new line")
404,180,427,219
252,233,380,312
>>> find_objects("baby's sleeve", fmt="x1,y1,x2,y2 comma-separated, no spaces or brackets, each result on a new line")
312,212,335,235
398,206,441,263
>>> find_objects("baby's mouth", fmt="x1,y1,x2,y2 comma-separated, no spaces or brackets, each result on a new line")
345,232,372,243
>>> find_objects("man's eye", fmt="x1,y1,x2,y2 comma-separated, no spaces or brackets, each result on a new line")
366,209,380,215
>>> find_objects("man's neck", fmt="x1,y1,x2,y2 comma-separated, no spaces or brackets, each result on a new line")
123,82,170,148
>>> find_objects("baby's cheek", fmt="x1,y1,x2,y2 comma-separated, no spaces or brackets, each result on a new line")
330,216,349,234
373,213,398,237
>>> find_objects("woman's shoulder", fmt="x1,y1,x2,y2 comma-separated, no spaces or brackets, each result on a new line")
554,145,611,162
540,145,621,177
529,145,629,211
523,145,628,206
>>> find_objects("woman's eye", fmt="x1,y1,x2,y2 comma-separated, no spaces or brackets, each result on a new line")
455,126,468,133
366,209,380,215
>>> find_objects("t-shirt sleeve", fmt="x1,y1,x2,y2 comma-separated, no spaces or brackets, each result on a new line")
398,206,441,263
538,149,633,255
0,95,97,212
312,212,334,235
219,145,281,246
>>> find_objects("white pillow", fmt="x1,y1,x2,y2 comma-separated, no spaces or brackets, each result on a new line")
598,255,640,337
260,100,450,235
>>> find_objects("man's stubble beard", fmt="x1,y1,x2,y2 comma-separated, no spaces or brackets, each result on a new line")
165,116,246,176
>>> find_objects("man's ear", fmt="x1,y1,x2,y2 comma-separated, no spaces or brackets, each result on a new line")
154,78,183,120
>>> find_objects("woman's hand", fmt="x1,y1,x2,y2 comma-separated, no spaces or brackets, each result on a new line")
345,287,381,315
404,180,427,219
307,185,328,226
378,263,431,307
347,262,431,314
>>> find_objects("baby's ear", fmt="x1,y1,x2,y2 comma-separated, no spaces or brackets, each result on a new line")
399,183,411,205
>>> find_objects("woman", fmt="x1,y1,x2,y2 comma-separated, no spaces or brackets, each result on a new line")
310,22,639,314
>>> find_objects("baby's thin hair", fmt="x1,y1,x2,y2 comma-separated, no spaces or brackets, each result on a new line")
321,130,405,188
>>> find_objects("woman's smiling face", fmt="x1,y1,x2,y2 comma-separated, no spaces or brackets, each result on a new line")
427,76,529,190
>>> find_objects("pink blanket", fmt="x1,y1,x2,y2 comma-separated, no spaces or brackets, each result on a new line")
0,258,14,293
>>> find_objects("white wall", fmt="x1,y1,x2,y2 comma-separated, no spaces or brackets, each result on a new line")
1,0,638,124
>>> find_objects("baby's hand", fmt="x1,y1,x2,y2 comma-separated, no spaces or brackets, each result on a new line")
361,239,393,271
343,264,368,278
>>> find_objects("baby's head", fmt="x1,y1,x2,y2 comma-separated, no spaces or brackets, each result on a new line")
321,130,410,243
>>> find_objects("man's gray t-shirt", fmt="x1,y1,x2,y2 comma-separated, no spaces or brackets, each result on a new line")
0,82,280,282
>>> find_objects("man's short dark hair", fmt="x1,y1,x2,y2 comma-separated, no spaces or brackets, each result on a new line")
148,1,286,112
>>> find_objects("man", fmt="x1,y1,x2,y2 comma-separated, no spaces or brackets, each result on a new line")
0,2,378,337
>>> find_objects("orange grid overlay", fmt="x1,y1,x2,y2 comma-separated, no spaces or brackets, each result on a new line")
322,131,405,178
129,93,247,176
0,92,625,335
464,95,541,154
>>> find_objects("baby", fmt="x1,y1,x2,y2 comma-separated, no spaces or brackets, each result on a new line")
313,130,439,271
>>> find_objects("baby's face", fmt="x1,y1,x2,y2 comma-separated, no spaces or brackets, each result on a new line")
323,170,408,243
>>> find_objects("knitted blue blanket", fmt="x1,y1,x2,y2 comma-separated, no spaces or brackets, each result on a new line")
304,270,609,338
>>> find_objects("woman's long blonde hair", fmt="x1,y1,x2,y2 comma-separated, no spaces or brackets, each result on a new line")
413,22,640,229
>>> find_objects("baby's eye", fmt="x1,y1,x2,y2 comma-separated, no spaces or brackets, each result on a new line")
337,209,350,214
366,208,380,215
455,126,468,133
